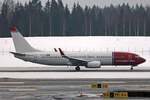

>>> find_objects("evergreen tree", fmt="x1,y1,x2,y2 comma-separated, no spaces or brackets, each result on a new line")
64,4,71,36
71,3,84,36
0,0,150,37
43,0,51,36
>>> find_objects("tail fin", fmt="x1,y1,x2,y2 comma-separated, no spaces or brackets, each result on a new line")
10,27,39,53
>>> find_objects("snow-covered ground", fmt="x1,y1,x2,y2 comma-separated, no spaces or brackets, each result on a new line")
0,36,149,67
0,72,150,79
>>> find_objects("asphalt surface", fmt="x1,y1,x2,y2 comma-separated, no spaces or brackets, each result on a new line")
0,78,150,100
0,67,150,99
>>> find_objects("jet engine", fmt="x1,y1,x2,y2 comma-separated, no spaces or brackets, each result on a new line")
86,61,101,68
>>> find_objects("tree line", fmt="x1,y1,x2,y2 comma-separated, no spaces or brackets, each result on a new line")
0,0,150,37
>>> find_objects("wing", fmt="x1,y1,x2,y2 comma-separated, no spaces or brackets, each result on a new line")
58,48,87,66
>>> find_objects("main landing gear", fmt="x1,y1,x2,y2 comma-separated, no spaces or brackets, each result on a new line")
75,66,80,71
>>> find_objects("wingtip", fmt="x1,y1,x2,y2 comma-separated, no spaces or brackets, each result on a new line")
9,27,17,32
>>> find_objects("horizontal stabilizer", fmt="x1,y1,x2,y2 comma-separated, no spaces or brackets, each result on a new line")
10,52,26,56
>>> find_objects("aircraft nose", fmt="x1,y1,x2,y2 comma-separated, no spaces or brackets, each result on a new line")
140,57,146,63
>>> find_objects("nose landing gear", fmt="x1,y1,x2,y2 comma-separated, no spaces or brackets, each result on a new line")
130,66,133,70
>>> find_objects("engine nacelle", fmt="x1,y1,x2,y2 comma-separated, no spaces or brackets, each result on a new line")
86,61,101,68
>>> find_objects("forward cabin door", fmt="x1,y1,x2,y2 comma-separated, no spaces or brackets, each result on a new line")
128,54,132,65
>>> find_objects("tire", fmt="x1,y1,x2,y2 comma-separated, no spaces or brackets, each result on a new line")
75,66,80,71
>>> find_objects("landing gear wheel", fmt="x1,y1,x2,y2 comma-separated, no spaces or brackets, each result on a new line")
131,67,133,70
75,66,80,71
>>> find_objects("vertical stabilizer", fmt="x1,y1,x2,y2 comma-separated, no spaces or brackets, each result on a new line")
10,27,38,53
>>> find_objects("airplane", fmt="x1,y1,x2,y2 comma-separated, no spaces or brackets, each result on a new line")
9,27,146,71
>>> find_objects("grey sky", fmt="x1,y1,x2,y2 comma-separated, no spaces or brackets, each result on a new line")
2,0,150,9
62,0,150,8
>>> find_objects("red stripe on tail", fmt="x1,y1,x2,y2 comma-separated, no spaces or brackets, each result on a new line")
10,27,17,32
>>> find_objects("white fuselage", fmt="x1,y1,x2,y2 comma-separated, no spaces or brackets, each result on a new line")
16,51,113,66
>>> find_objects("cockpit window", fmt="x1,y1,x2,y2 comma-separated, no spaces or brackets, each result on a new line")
135,56,140,58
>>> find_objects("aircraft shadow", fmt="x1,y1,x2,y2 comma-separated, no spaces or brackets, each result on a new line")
0,69,150,72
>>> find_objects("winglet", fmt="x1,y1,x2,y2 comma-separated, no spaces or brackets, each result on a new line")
10,27,18,32
54,48,57,52
58,48,65,56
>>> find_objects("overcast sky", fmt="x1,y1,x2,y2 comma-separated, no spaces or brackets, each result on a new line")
1,0,150,9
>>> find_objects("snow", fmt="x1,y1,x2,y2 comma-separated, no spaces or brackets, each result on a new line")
0,36,149,67
0,72,150,79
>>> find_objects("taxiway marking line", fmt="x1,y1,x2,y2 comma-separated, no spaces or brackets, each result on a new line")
0,82,24,84
8,88,37,92
101,81,127,84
